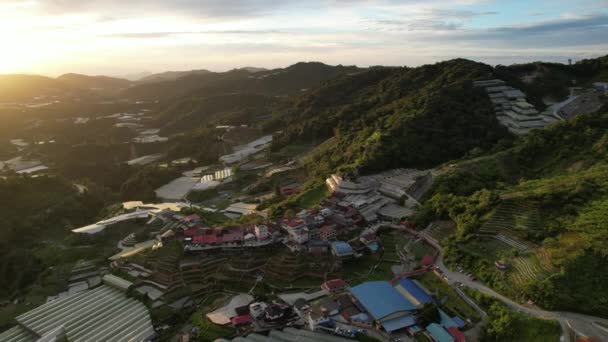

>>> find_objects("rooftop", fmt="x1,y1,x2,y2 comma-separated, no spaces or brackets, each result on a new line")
426,323,455,342
3,284,154,342
350,281,416,321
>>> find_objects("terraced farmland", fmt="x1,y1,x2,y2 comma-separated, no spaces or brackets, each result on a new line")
480,199,543,237
509,252,552,287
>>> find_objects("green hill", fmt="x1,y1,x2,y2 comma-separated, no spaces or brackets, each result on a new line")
419,111,608,317
272,59,510,176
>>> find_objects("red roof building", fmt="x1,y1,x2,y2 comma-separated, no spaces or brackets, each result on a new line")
279,182,301,196
230,314,252,327
321,279,348,293
184,227,206,236
448,326,466,342
422,255,434,266
182,214,200,223
221,227,244,243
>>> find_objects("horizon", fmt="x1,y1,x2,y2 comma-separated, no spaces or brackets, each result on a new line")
1,0,607,77
0,55,600,79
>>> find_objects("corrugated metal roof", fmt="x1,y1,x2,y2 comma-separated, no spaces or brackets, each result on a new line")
381,314,417,332
439,308,458,328
0,325,37,342
13,285,154,342
426,323,455,342
350,281,416,320
394,278,434,307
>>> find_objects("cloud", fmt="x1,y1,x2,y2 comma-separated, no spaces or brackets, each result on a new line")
25,0,294,19
102,29,283,39
407,13,608,49
365,8,497,31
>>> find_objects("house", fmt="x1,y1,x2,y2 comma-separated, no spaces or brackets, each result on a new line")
264,304,290,321
319,298,340,316
254,224,270,239
308,228,321,240
495,260,508,271
421,255,434,266
426,323,455,342
321,279,347,294
331,241,354,259
320,225,336,241
279,182,301,196
293,298,311,317
306,240,329,254
282,218,309,244
350,313,373,328
249,302,268,319
231,314,252,327
447,326,466,342
320,208,334,216
337,294,361,320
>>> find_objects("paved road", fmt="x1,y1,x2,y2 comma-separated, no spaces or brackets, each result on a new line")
429,238,608,342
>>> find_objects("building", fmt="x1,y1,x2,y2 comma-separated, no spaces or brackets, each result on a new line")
350,313,373,328
331,241,354,259
393,278,434,309
224,202,259,219
293,298,311,317
254,224,270,240
307,240,329,254
320,225,337,241
321,279,348,294
282,218,310,244
350,281,417,333
0,275,155,342
279,182,302,196
426,323,455,342
447,326,466,342
326,174,376,195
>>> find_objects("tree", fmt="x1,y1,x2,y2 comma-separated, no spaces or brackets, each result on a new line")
416,302,440,327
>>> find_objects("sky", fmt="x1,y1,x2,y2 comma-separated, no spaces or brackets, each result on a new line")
0,0,607,77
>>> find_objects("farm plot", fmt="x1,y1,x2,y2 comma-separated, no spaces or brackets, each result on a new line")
509,252,550,287
480,199,543,238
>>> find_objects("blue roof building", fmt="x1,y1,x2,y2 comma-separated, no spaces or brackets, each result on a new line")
394,278,434,308
381,314,417,332
426,323,455,342
451,316,466,329
331,241,354,258
439,309,458,329
350,281,416,322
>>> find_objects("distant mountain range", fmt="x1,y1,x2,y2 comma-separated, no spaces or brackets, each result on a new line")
0,62,350,102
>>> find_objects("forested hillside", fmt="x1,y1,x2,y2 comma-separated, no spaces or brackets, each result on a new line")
417,111,608,316
124,62,360,101
271,59,511,176
0,176,115,299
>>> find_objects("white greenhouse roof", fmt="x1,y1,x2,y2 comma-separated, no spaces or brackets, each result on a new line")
1,285,155,342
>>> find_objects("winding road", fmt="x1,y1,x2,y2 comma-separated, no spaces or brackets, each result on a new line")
426,236,608,342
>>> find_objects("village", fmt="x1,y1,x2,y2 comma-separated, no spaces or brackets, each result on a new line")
5,146,487,342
